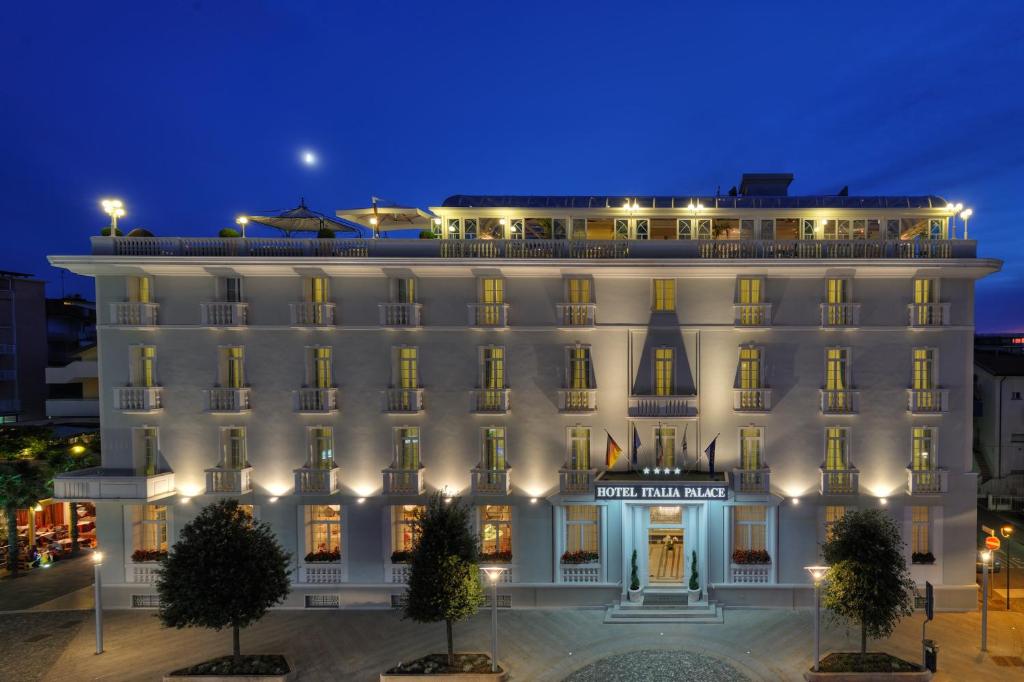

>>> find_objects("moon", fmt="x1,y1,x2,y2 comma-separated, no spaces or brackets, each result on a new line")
302,150,317,166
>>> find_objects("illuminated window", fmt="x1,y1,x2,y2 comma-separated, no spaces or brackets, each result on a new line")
654,347,674,396
130,275,153,303
567,278,591,304
391,505,423,555
481,278,504,304
653,279,675,311
565,505,599,555
739,427,763,470
649,506,682,524
568,345,594,390
308,276,329,303
913,348,936,391
310,346,333,388
394,278,416,304
825,505,845,542
394,427,420,470
824,427,849,470
738,347,763,391
569,427,590,470
397,347,419,389
220,427,247,469
220,346,245,388
825,348,849,391
733,505,767,552
913,279,940,325
480,505,512,557
130,345,157,387
133,426,159,476
677,219,692,239
305,505,341,558
309,426,334,469
482,427,507,471
480,346,505,389
912,507,930,554
131,504,168,555
696,219,712,239
655,426,675,468
220,276,243,303
737,277,765,325
911,427,935,471
635,219,649,240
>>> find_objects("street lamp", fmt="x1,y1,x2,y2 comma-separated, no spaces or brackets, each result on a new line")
960,208,973,239
1002,525,1014,610
980,550,992,652
481,566,507,673
100,199,125,234
93,551,104,654
805,566,829,672
235,216,248,238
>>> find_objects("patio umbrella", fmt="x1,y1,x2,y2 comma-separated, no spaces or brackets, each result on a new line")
336,197,436,236
245,199,364,236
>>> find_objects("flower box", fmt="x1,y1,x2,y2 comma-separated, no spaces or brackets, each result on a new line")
560,550,599,565
132,549,168,563
731,549,771,565
390,550,413,564
911,552,935,565
479,551,512,563
303,550,340,563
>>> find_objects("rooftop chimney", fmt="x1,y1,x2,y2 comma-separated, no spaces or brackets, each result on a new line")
739,173,794,197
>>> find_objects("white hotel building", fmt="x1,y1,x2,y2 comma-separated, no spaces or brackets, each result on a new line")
50,174,998,611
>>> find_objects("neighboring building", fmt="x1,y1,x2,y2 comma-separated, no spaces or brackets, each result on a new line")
44,296,99,425
0,271,47,423
974,336,1024,496
50,174,999,611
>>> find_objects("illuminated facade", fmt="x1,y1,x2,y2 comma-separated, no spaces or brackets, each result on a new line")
51,174,998,610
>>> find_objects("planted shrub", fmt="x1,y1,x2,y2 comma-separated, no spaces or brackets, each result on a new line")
629,549,640,590
304,549,340,562
561,550,599,564
219,227,241,238
732,549,771,564
132,548,168,563
317,228,335,239
911,551,935,565
479,549,512,563
688,550,699,591
419,229,437,239
390,549,413,564
100,227,122,236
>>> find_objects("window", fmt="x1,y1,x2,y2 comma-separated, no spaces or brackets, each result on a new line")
130,345,157,387
913,279,940,325
738,346,763,392
131,504,168,556
133,427,159,476
914,279,937,304
394,427,421,470
759,219,775,240
310,347,333,388
219,346,245,388
570,218,587,240
447,218,460,238
677,219,692,239
567,278,592,304
1012,392,1022,401
130,276,153,303
737,277,766,325
739,427,763,470
569,426,591,470
397,347,419,389
481,278,504,304
480,346,505,389
220,427,247,469
911,427,935,471
565,505,599,556
220,277,243,302
913,348,936,391
479,505,512,557
614,218,629,239
825,279,852,326
652,279,675,312
733,505,767,552
827,278,849,304
304,505,341,560
696,219,712,240
801,219,816,240
655,426,675,468
482,427,507,471
568,345,594,390
634,219,649,240
308,276,329,303
653,347,675,396
309,426,334,469
825,506,845,542
394,278,416,304
463,218,478,239
825,427,849,470
391,505,422,556
911,507,930,555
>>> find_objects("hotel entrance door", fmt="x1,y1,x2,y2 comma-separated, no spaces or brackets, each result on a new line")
647,506,685,585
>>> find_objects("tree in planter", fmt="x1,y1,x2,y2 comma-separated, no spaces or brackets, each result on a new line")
156,499,291,665
689,550,699,591
629,549,640,591
402,492,484,668
822,509,914,654
0,460,50,576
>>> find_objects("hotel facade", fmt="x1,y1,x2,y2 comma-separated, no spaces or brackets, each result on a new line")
51,174,998,611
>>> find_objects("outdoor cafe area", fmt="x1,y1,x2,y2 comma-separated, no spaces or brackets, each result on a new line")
2,500,97,571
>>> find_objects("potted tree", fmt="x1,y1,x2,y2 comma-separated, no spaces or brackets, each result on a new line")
627,549,642,602
687,550,701,604
157,500,292,680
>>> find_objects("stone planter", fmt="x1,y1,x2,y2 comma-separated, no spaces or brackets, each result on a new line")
804,672,931,682
687,588,701,604
163,655,291,681
627,588,643,603
381,653,506,681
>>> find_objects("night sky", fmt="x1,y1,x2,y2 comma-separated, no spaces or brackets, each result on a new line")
3,1,1022,331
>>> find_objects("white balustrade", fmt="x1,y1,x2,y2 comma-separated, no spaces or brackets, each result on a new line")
200,301,248,326
110,302,159,326
114,386,163,412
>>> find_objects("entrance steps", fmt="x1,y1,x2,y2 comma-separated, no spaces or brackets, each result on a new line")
604,590,724,624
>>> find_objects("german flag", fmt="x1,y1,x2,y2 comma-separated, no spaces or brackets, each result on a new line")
605,431,623,468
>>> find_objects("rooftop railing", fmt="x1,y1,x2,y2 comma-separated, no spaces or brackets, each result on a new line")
91,236,977,260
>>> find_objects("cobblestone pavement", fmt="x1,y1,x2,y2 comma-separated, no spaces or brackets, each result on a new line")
0,551,97,612
561,649,751,681
0,611,87,682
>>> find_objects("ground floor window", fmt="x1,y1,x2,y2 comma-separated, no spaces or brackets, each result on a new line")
304,505,341,562
732,505,768,563
911,506,932,562
130,504,168,562
479,505,512,562
824,505,845,542
391,505,422,563
563,505,599,563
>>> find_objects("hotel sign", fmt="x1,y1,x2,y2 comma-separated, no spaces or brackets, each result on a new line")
595,483,728,501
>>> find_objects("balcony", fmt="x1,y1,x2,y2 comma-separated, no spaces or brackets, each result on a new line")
733,303,771,327
907,468,948,495
206,387,251,413
297,563,346,584
731,467,771,494
907,303,950,328
290,302,335,326
205,466,253,494
384,388,423,413
471,468,511,495
200,301,248,326
559,468,597,495
557,303,597,328
378,302,422,327
820,466,859,495
110,302,159,326
382,467,424,495
45,398,99,418
468,303,510,328
470,388,510,414
45,360,98,384
557,388,597,413
820,303,861,328
113,386,163,412
294,387,338,413
729,563,771,584
628,395,698,418
819,389,859,415
52,467,175,502
294,466,340,495
733,388,772,412
907,389,948,414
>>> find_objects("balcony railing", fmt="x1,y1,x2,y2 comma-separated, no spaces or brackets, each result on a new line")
557,388,597,413
470,388,510,413
45,398,99,418
206,387,251,412
290,302,335,326
205,466,253,494
114,386,163,412
382,467,424,495
560,563,602,583
297,563,346,584
907,303,950,327
94,236,975,260
819,389,859,415
733,388,772,412
294,387,338,413
907,389,948,414
471,468,511,495
294,466,340,495
729,563,771,584
378,302,422,327
907,468,948,495
820,466,859,495
559,468,597,495
557,303,597,327
110,302,159,326
820,303,861,327
468,303,510,328
200,301,248,326
734,303,771,327
628,395,698,418
52,468,175,502
731,467,771,494
384,388,423,413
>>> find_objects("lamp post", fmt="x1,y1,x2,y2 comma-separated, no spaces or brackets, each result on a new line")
235,216,248,238
980,550,991,652
100,199,125,234
805,566,829,672
960,208,973,240
93,551,104,654
1002,525,1014,610
481,566,507,673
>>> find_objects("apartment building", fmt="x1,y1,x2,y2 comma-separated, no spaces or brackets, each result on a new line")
50,174,998,610
0,271,47,423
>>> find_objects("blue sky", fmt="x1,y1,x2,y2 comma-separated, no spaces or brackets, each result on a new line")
2,1,1021,331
